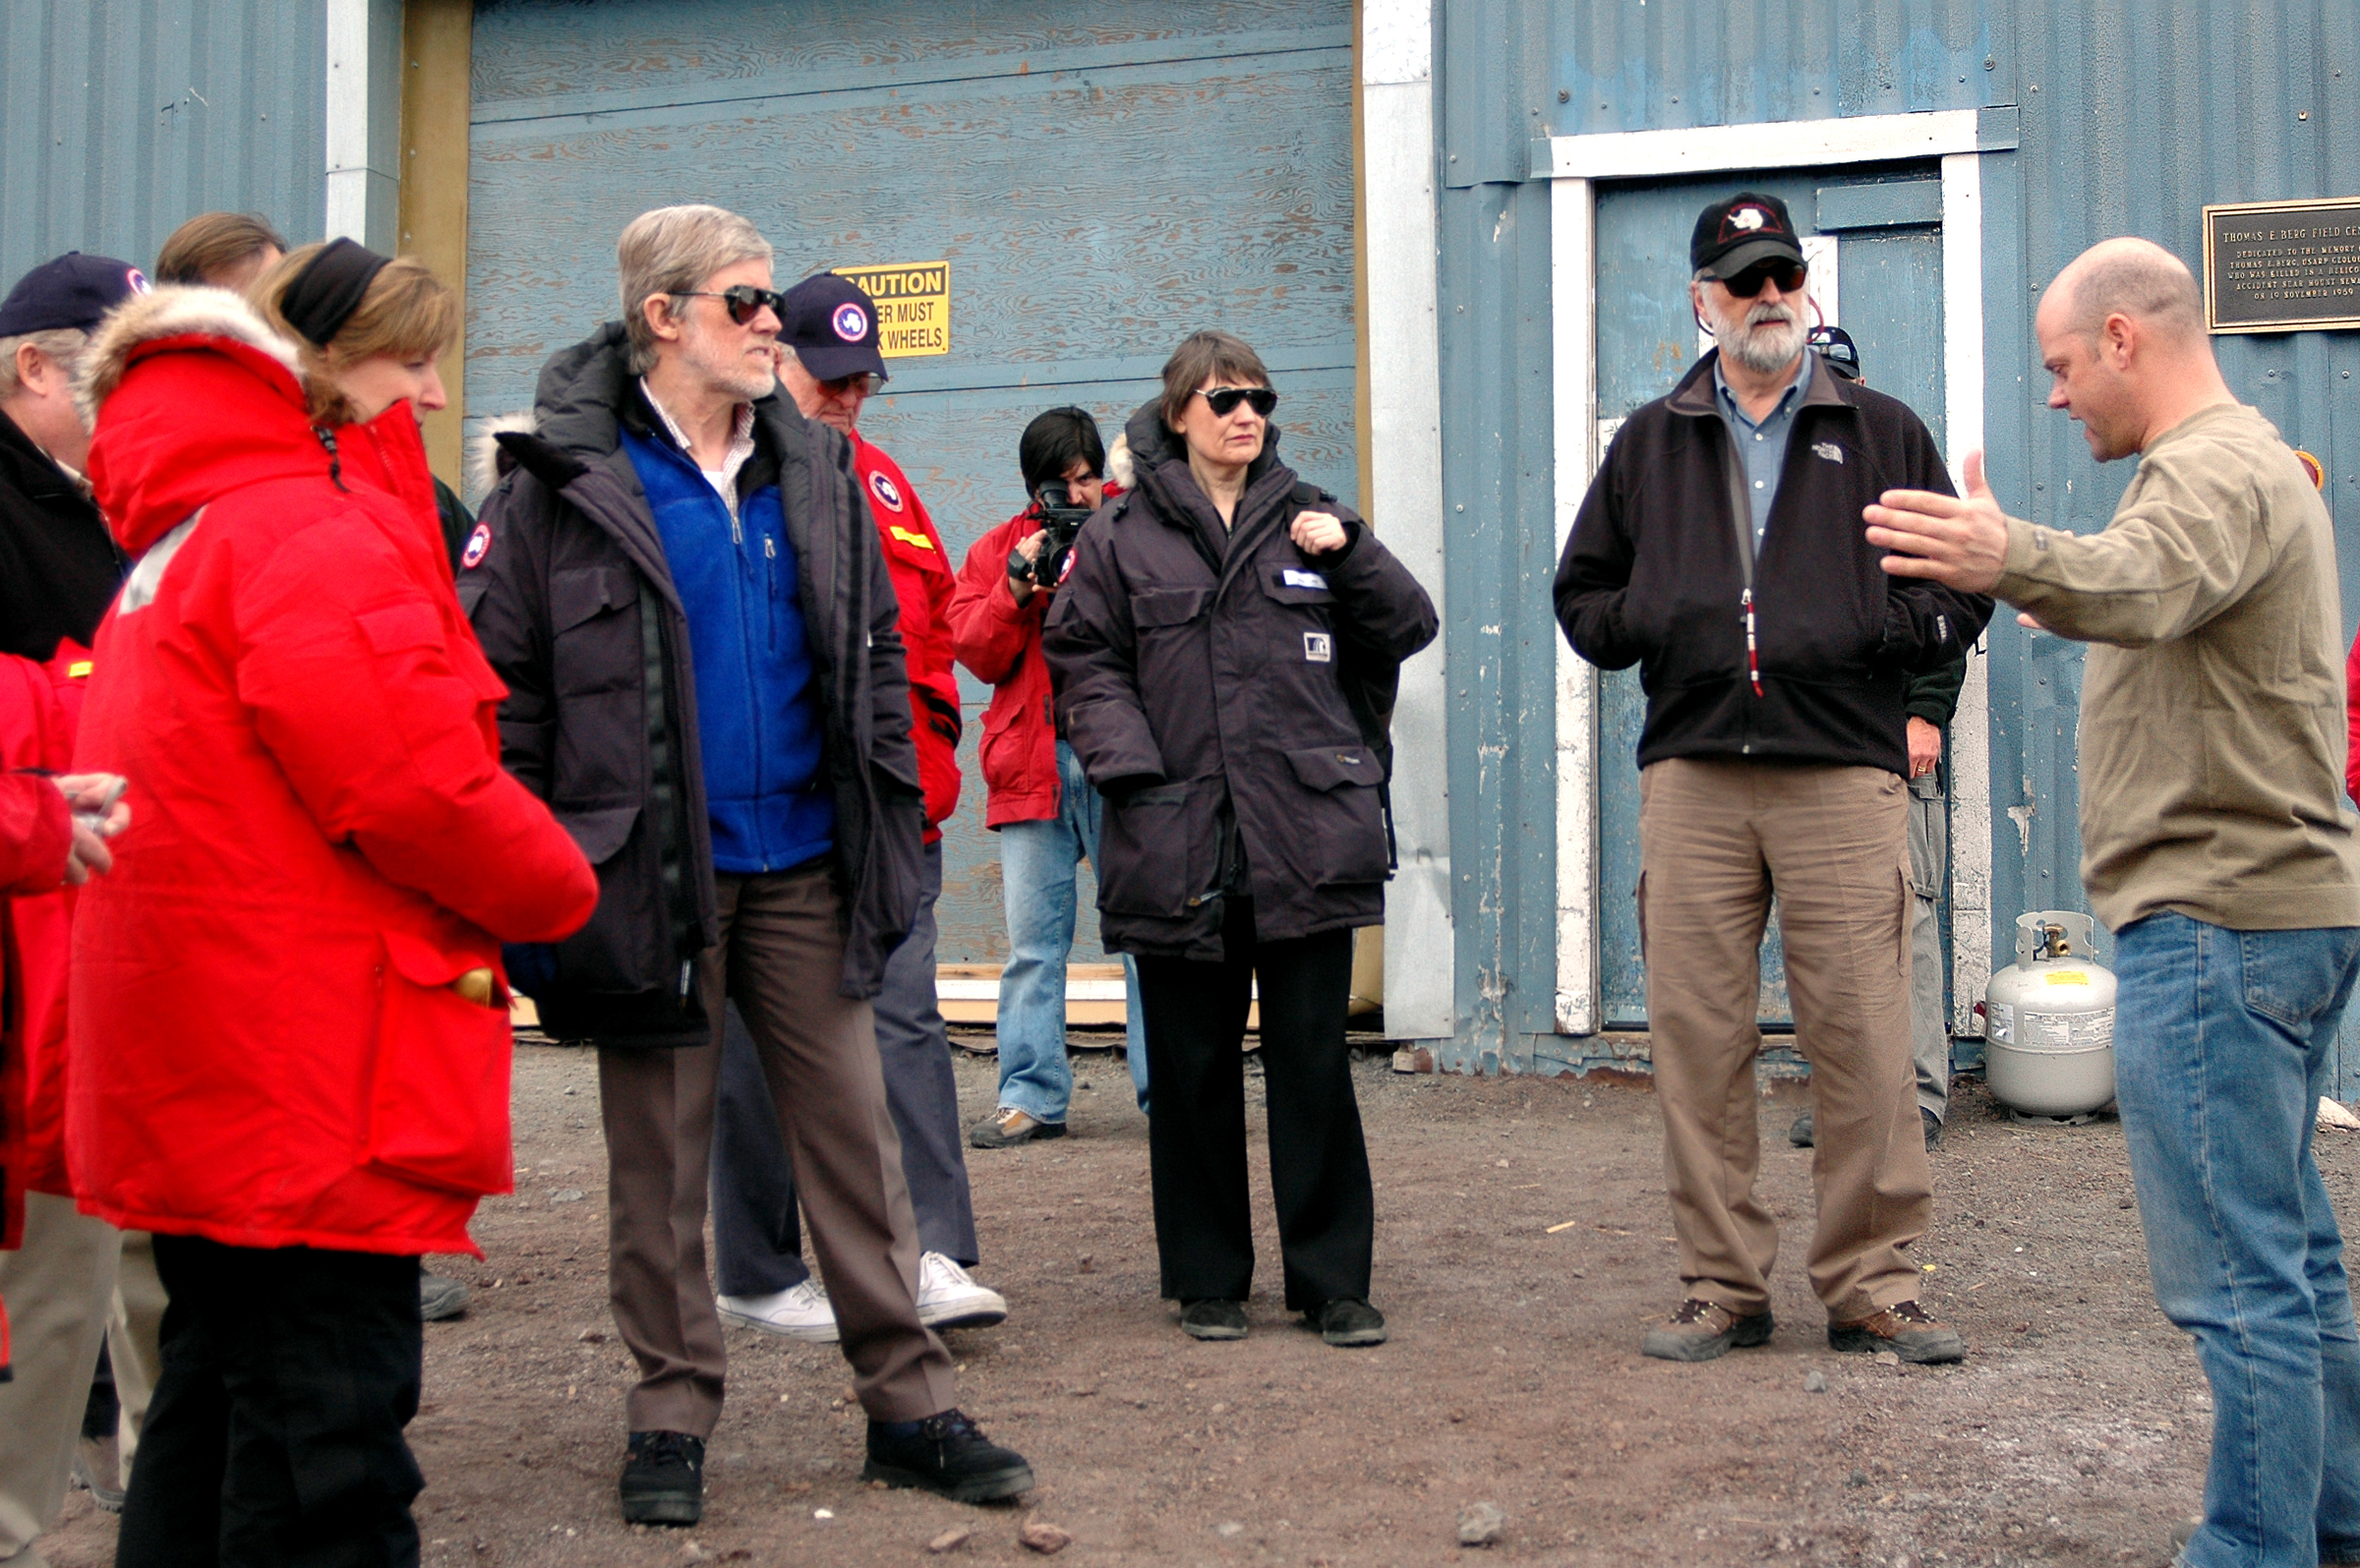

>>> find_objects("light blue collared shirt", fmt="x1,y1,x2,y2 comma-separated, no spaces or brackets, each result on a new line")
1712,348,1812,552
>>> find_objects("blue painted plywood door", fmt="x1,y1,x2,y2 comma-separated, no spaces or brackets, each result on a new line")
464,1,1359,968
1591,166,1946,1034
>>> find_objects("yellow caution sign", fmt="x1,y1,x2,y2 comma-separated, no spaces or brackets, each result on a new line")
832,261,949,359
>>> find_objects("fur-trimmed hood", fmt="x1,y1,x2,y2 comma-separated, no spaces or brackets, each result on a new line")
73,284,302,430
78,284,326,556
465,409,539,501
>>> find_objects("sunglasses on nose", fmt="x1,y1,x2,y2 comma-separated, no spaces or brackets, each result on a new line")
1720,261,1808,299
674,284,786,325
1194,385,1278,418
818,373,880,397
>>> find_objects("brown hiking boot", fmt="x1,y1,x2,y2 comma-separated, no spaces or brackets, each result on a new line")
1828,1300,1967,1364
969,1106,1067,1149
1640,1298,1774,1363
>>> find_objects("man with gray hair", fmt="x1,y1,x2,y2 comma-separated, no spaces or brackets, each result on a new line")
464,204,1032,1527
1869,235,2360,1568
0,253,145,663
1556,191,1988,1369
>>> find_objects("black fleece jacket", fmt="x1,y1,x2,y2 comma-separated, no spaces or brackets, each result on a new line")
1554,351,1991,777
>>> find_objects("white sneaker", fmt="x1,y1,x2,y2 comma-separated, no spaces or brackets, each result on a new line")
915,1251,1008,1330
717,1279,839,1342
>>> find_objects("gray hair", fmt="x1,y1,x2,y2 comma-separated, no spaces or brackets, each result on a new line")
0,327,88,399
617,204,773,374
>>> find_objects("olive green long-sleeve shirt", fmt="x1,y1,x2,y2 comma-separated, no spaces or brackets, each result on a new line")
1992,401,2360,933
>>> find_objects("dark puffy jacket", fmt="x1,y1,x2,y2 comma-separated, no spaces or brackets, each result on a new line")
0,409,122,663
461,324,926,1039
1555,351,1992,777
1045,402,1438,960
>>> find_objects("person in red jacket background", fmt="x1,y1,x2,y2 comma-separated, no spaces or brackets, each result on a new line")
950,408,1149,1144
1,657,128,1399
69,250,597,1562
704,273,1008,1347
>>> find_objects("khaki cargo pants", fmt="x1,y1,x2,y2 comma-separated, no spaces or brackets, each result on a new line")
1636,757,1933,1322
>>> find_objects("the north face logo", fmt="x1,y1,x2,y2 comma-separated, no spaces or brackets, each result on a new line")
1812,441,1844,464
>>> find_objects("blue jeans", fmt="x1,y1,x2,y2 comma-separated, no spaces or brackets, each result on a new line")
994,740,1148,1120
2113,912,2360,1568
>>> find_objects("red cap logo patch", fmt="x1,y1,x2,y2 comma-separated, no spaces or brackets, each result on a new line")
866,470,905,513
460,521,492,570
126,267,151,295
833,303,869,342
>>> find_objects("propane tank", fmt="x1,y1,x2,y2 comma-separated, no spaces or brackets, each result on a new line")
1980,910,2117,1118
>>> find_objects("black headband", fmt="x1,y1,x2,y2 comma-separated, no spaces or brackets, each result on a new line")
280,237,390,348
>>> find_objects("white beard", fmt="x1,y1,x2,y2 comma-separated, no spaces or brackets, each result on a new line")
1714,301,1807,376
682,321,777,403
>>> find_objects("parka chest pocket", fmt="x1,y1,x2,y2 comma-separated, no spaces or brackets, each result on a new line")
1261,565,1336,609
550,566,638,698
1130,586,1211,631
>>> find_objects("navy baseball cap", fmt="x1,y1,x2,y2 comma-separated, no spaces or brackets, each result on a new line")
0,252,150,336
1690,192,1805,280
780,273,888,383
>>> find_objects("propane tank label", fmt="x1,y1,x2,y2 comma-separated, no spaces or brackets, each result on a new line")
1985,1001,2014,1043
2044,970,2092,986
2020,1008,2115,1051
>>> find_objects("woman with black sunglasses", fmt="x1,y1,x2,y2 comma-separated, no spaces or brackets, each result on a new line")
1044,329,1437,1348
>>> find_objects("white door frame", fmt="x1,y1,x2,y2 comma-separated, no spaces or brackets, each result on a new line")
1542,108,1997,1038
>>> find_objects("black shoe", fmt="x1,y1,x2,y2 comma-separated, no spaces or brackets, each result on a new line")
620,1430,704,1525
1310,1298,1387,1347
862,1409,1034,1504
1179,1299,1248,1341
1788,1108,1815,1147
1921,1107,1944,1150
419,1269,471,1322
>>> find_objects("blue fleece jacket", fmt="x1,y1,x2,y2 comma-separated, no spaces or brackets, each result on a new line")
621,426,834,873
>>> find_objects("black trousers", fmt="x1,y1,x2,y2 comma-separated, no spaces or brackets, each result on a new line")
118,1235,425,1568
1136,902,1371,1311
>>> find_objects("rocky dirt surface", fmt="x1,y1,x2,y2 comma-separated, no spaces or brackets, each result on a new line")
49,1035,2359,1567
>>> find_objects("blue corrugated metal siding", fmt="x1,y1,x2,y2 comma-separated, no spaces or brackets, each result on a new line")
1437,0,2360,1094
0,0,326,289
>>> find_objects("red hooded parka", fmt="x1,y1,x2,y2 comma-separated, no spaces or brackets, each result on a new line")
67,287,598,1257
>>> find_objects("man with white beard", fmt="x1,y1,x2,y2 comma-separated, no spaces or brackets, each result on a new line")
1554,192,1991,1365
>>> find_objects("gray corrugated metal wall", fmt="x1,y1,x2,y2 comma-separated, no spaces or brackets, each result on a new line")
1433,0,2360,1093
0,0,326,290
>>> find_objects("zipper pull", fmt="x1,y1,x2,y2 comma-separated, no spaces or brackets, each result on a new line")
1742,588,1763,697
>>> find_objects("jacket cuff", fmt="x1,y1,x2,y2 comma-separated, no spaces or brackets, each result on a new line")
1992,513,2050,600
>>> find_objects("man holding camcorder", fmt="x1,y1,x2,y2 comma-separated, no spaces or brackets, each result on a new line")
950,408,1148,1145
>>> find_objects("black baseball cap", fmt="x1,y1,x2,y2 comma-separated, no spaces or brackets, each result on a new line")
779,272,889,383
0,252,150,336
1690,192,1805,280
1808,324,1861,381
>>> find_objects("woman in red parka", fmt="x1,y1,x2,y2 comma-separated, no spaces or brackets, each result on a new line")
68,245,598,1564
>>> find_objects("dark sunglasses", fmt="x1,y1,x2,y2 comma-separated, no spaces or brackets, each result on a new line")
1194,385,1277,418
1720,261,1808,299
816,372,881,397
673,284,786,325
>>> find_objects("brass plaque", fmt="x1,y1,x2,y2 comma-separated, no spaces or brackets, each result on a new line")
2203,198,2360,333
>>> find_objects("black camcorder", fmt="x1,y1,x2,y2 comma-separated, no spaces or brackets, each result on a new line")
1008,480,1095,591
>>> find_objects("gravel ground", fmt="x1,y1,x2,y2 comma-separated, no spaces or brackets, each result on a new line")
44,1033,2360,1567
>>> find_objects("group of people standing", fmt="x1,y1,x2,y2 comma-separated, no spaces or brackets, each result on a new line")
0,178,2351,1568
0,196,1436,1560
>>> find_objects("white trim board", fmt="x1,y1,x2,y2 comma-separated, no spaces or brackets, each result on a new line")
1548,109,1993,1038
1362,0,1452,1042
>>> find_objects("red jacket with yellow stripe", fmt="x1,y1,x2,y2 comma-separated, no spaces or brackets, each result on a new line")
851,432,962,841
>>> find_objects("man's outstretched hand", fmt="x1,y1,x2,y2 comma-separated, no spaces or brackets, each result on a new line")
1864,449,2011,594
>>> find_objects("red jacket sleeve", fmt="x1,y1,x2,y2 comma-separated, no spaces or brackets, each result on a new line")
233,501,598,943
2346,625,2360,807
951,514,1047,686
0,776,70,897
